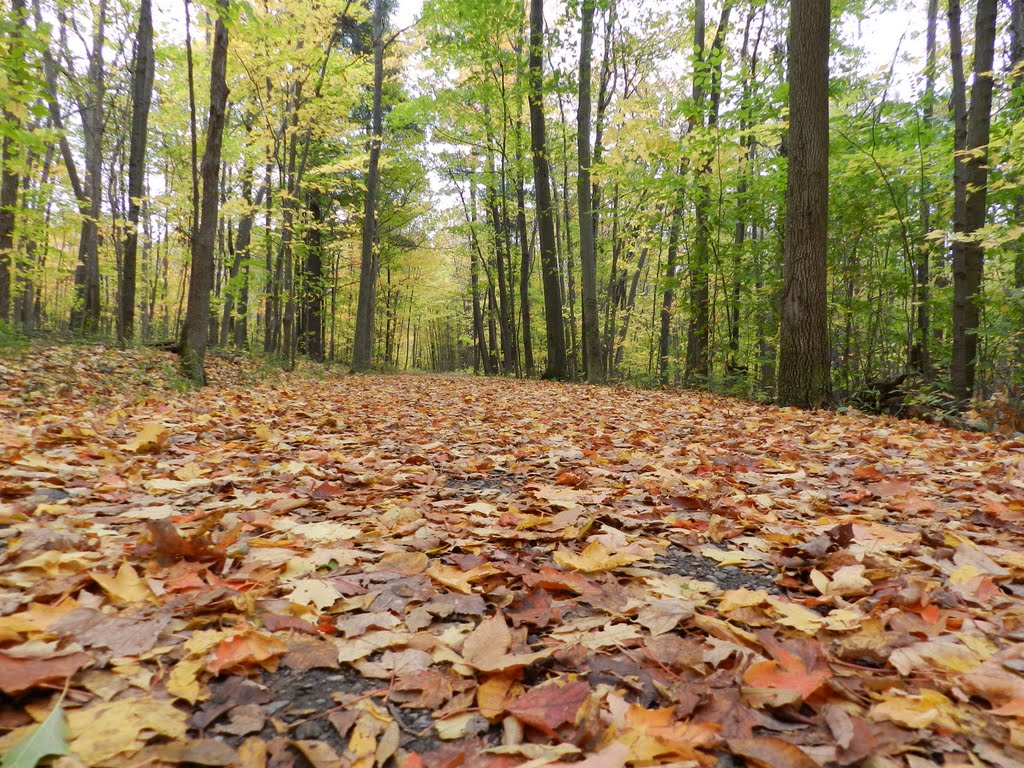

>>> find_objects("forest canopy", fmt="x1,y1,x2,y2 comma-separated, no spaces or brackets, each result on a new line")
0,0,1021,408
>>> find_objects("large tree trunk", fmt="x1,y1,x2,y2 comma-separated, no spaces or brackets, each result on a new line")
118,0,155,343
948,0,998,402
528,0,568,380
577,0,603,383
180,0,229,385
351,0,386,372
777,0,831,409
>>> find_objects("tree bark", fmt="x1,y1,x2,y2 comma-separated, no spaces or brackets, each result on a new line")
948,0,998,402
300,194,325,361
0,0,31,323
351,0,386,372
180,0,230,385
659,191,684,386
528,0,568,380
777,0,831,409
516,161,535,377
1009,0,1023,379
577,0,603,383
118,0,155,343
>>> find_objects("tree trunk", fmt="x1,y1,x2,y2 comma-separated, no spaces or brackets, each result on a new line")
0,0,32,323
55,0,106,332
777,0,831,409
180,0,229,385
351,0,386,372
948,0,998,402
486,147,515,374
118,0,155,343
577,0,603,383
528,0,567,380
300,194,325,361
516,164,535,377
1012,0,1023,376
659,196,684,386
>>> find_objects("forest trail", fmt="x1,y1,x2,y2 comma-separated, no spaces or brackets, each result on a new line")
1,345,1024,767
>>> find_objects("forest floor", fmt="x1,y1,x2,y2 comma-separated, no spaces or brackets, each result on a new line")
1,344,1024,768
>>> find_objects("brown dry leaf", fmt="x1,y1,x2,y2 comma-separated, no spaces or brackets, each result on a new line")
727,737,818,768
461,614,555,672
0,651,92,695
507,679,591,736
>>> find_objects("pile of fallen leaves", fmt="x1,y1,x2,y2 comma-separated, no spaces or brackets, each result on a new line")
1,344,1023,768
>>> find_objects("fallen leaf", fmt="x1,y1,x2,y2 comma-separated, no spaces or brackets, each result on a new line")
0,702,69,768
727,737,818,768
0,653,92,696
507,679,591,736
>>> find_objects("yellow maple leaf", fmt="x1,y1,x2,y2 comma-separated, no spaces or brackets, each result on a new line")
67,697,187,765
123,422,170,452
869,689,961,731
554,540,640,573
91,563,155,604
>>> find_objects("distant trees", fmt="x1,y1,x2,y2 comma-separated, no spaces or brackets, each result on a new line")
0,0,1022,408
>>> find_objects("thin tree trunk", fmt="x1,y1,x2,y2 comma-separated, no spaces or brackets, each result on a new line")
351,0,386,371
1009,0,1023,380
686,0,730,384
578,0,603,383
659,193,684,386
118,0,155,343
184,0,201,248
911,0,939,376
0,0,30,322
528,0,567,380
180,0,230,385
516,159,535,376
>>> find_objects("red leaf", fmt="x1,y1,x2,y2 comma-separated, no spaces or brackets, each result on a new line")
508,679,591,736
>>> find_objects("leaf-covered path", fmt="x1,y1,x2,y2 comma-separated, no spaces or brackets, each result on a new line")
2,346,1024,768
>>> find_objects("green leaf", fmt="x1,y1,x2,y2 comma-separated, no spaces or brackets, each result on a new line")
0,704,70,768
